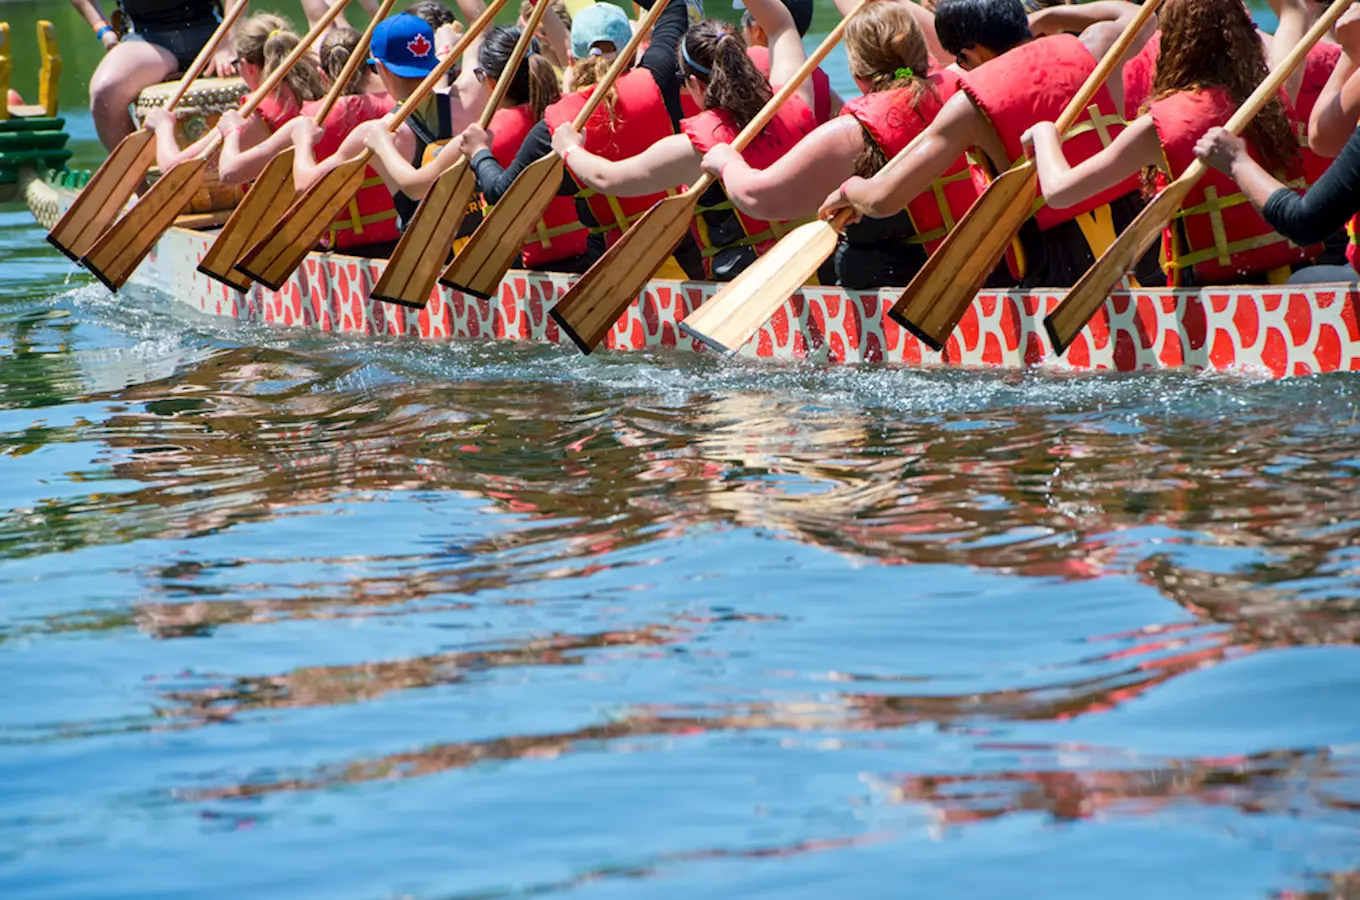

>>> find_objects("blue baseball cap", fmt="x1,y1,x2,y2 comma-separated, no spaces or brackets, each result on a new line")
570,3,633,59
369,13,439,78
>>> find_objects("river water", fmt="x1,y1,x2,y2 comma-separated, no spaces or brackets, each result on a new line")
5,5,1360,899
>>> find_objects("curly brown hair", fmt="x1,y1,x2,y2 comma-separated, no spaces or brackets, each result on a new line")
679,21,771,131
1142,0,1299,194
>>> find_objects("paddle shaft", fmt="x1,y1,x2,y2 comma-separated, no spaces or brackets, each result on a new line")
1045,0,1354,355
312,0,400,123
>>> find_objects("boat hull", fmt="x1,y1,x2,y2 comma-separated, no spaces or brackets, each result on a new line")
23,170,1360,377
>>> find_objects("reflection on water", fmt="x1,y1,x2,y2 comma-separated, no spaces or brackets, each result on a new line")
3,261,1360,894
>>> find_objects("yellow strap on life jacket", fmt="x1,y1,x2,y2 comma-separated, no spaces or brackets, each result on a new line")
329,207,398,245
691,197,810,257
1031,103,1127,217
905,167,974,245
1164,177,1307,271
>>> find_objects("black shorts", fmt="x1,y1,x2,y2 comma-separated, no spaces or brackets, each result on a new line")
125,17,219,72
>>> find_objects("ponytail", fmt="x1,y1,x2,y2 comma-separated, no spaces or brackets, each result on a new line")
479,26,565,121
568,52,619,122
525,53,561,121
234,14,327,105
319,26,366,96
678,22,770,131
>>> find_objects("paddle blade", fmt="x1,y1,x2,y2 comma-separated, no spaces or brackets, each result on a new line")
441,154,563,299
1045,180,1191,355
47,129,156,262
237,158,367,291
679,218,840,354
550,192,698,354
80,158,208,292
198,147,297,292
889,164,1037,351
373,161,479,309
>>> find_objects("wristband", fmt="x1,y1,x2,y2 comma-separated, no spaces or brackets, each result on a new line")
561,144,578,166
96,23,116,41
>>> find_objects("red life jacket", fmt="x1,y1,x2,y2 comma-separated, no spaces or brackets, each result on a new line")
487,103,590,268
255,92,301,133
1297,40,1342,184
678,45,835,123
1123,34,1335,185
299,92,401,251
1122,32,1159,120
544,68,678,246
1150,85,1319,285
962,34,1135,232
841,71,981,255
679,93,817,274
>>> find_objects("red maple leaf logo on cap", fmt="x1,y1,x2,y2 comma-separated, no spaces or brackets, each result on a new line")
406,33,432,57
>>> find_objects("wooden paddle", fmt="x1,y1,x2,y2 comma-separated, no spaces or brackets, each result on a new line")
887,0,1164,351
199,0,401,292
46,0,249,263
80,0,355,292
237,0,512,292
679,208,853,353
1045,0,1351,355
372,0,555,309
549,0,870,354
438,0,676,300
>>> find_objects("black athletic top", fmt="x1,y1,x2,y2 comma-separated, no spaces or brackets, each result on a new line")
1262,126,1360,246
120,0,217,30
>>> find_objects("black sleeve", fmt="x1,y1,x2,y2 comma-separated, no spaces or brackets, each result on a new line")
1261,128,1360,246
470,119,580,202
639,0,690,127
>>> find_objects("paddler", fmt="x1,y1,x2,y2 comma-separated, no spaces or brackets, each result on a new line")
817,0,1161,288
144,14,326,179
69,0,245,150
545,0,818,281
283,27,404,257
455,0,704,278
1194,5,1360,283
699,0,997,289
1025,0,1322,286
292,11,491,229
364,25,594,270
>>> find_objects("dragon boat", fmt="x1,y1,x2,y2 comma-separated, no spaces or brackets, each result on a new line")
7,27,1360,378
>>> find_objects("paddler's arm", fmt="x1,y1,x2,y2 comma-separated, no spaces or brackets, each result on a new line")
534,1,572,70
365,125,465,199
145,107,194,170
1269,0,1315,103
702,117,860,221
817,90,994,221
1023,114,1160,211
552,128,701,196
217,113,299,184
746,0,813,111
292,119,367,191
1310,7,1360,156
69,0,120,50
1196,124,1360,245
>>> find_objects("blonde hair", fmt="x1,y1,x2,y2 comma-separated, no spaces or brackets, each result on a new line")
568,53,620,122
845,3,931,94
233,14,327,105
